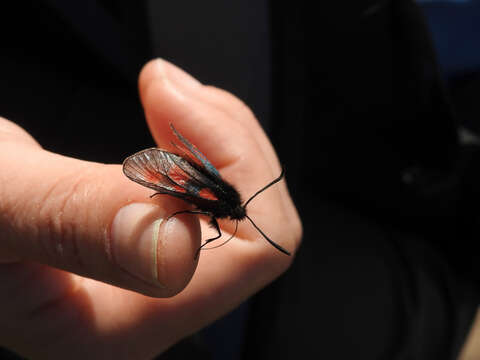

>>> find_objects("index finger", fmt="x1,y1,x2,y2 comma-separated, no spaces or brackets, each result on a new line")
138,60,296,222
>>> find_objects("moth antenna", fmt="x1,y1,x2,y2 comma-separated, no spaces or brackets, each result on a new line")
243,167,285,209
200,221,239,251
245,215,291,255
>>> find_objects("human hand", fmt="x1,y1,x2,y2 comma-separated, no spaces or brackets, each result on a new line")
0,59,302,359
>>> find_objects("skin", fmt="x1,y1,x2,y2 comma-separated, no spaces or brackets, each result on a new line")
0,59,302,359
459,308,480,360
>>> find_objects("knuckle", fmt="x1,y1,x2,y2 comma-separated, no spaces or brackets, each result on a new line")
0,118,39,146
35,169,95,268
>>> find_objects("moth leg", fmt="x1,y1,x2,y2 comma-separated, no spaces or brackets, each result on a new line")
167,209,213,220
201,216,222,246
195,216,222,259
166,210,223,259
150,192,167,198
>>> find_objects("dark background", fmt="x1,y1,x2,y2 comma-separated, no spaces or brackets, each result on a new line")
1,1,480,359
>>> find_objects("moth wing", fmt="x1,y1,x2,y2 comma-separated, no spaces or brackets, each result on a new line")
122,148,219,201
170,124,222,178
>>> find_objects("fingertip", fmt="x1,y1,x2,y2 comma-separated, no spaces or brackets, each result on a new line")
139,58,202,102
111,203,201,297
157,215,200,295
138,58,165,99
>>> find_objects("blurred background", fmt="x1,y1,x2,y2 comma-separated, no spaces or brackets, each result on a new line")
1,1,480,359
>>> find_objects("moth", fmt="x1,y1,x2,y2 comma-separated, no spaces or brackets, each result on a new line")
122,124,290,257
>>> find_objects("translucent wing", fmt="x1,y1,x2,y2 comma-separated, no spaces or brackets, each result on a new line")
170,124,221,178
122,148,219,201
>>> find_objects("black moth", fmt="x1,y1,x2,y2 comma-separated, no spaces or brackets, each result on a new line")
122,124,290,258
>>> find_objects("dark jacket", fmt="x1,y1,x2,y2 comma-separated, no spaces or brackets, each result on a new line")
0,1,478,359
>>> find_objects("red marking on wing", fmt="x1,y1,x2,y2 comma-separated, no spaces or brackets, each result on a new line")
198,188,218,201
139,165,188,194
172,185,187,193
168,168,188,184
166,165,190,193
144,170,164,184
168,166,190,186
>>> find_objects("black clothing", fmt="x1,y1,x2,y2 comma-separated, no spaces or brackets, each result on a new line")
0,1,479,359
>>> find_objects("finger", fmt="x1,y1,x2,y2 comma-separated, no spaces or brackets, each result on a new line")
138,59,300,245
139,59,279,172
136,59,301,289
0,129,201,297
138,60,278,201
0,116,40,147
139,64,251,173
140,59,280,174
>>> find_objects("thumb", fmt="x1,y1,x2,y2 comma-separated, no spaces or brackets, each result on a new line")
0,119,200,297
